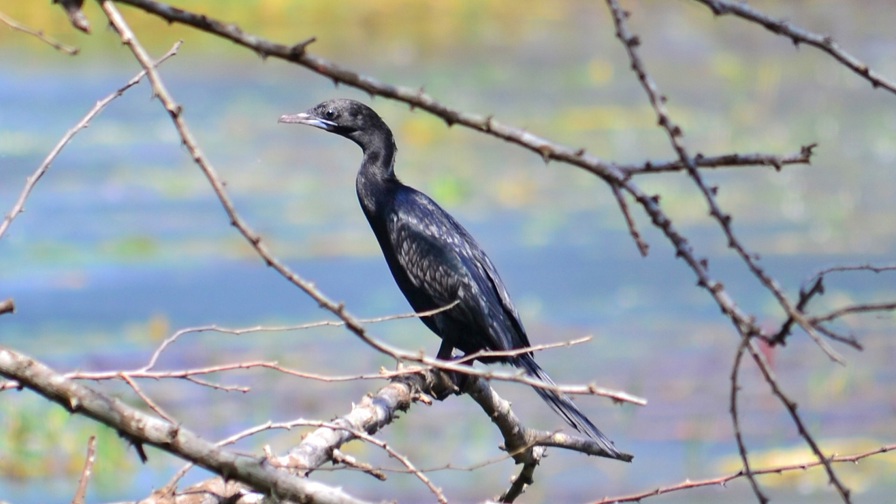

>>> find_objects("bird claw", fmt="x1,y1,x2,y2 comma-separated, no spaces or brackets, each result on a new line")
431,369,468,400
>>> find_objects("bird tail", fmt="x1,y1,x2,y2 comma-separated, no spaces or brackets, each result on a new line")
518,354,626,460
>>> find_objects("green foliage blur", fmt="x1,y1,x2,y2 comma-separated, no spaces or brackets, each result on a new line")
1,1,577,56
0,394,134,489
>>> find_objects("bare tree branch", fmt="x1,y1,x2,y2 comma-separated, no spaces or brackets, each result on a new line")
772,263,896,347
620,144,816,176
0,345,373,504
282,420,448,504
593,443,895,504
611,183,650,257
112,0,809,181
496,454,541,503
65,319,640,405
729,339,768,503
604,1,853,501
694,0,896,95
0,41,181,241
71,435,96,504
0,10,80,54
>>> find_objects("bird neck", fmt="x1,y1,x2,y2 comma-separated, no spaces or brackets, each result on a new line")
360,136,397,179
356,134,399,215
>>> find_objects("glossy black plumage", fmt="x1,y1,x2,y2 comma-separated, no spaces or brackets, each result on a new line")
279,99,624,460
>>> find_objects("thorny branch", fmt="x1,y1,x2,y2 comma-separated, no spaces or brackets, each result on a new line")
772,264,896,347
729,339,767,503
604,1,859,502
593,443,896,504
694,0,896,96
109,0,813,180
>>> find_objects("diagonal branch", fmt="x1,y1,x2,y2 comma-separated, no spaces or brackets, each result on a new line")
71,435,97,504
694,0,896,96
729,339,768,503
111,0,809,181
0,345,371,504
0,10,79,54
0,40,181,242
593,443,895,503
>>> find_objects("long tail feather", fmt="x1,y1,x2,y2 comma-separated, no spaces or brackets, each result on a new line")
518,354,626,460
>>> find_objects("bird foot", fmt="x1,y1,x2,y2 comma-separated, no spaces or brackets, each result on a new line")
431,369,470,400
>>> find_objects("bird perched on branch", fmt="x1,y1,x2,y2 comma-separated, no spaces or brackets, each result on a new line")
279,98,625,460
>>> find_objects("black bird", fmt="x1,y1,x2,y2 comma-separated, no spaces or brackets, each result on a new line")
279,99,624,460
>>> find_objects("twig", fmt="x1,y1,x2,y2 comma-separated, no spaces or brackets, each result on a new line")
71,435,97,504
808,263,896,279
0,10,79,54
464,373,631,462
694,0,896,96
729,338,768,503
140,302,459,371
119,373,177,423
810,301,896,325
769,275,825,346
332,450,387,481
593,443,895,503
621,145,816,176
306,420,448,504
744,338,850,502
611,183,649,256
496,455,541,503
0,41,182,242
0,299,14,316
772,263,896,347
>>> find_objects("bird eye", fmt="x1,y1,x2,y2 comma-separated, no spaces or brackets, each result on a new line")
324,109,336,120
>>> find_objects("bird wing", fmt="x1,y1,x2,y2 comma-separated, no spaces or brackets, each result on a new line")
387,189,530,352
387,191,467,310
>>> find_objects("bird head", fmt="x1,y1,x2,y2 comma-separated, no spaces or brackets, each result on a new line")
279,99,390,149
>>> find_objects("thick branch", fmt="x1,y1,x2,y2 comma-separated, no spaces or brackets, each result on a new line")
275,371,433,474
0,346,373,503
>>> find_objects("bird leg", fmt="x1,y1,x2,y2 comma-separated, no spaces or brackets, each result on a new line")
430,340,472,400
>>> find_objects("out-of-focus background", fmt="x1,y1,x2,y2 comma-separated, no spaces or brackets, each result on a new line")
1,1,894,502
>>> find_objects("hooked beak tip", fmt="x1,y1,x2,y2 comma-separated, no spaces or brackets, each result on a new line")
278,113,308,124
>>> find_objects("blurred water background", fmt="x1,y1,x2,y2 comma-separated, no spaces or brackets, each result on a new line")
1,1,895,502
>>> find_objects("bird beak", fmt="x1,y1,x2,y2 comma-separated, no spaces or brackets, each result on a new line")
278,112,336,130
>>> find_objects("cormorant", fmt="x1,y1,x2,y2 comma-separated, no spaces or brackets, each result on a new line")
279,99,624,460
